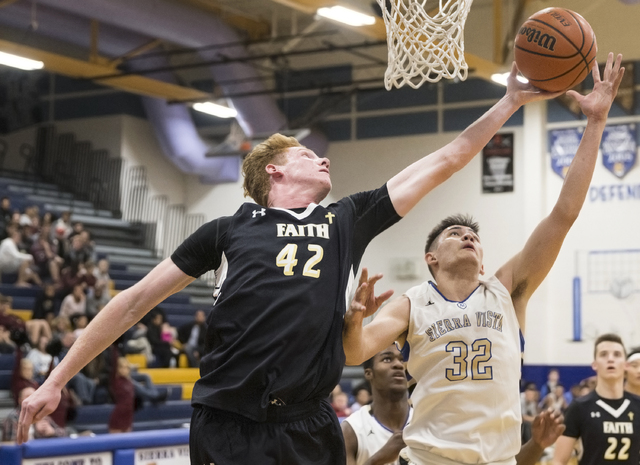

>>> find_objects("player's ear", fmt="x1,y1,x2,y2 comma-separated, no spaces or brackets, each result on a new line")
479,263,485,276
266,163,283,180
425,252,437,267
364,368,373,381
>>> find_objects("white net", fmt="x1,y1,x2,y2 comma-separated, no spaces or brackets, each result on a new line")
377,0,474,89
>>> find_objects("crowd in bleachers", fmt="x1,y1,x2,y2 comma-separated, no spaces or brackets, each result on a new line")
0,194,209,440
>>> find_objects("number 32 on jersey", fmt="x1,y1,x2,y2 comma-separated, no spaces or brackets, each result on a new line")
445,339,493,381
276,243,324,278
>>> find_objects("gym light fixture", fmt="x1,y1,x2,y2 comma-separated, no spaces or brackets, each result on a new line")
316,6,376,27
192,102,237,118
0,51,44,71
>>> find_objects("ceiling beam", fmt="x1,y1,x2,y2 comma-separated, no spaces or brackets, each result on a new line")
181,0,271,40
270,0,503,81
0,39,211,102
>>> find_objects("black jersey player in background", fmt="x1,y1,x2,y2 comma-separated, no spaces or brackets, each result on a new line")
17,63,561,463
552,333,640,465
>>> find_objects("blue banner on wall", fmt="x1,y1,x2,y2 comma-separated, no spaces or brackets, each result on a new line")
601,123,637,179
549,128,583,179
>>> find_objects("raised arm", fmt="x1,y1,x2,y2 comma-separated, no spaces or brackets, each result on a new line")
387,63,562,217
343,268,407,366
17,258,195,443
495,53,625,330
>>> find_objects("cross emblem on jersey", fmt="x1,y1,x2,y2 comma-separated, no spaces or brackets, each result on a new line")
325,212,335,224
252,208,266,218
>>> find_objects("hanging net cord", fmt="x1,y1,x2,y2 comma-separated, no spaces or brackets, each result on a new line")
378,0,474,89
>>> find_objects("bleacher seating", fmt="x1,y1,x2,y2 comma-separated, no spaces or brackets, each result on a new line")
0,174,215,433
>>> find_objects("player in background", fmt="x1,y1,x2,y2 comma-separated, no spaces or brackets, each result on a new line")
343,53,625,465
17,61,569,465
341,339,565,465
624,346,640,397
551,334,640,465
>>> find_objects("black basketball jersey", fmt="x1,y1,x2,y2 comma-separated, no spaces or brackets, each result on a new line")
171,185,400,421
563,390,640,465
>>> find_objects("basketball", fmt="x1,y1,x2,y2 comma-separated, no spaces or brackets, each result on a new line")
514,8,597,92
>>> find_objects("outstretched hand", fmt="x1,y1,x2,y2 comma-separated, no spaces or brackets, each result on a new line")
17,382,61,444
566,52,624,121
532,408,566,449
345,268,394,325
506,62,564,106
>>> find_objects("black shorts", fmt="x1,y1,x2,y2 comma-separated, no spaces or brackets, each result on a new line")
189,398,346,465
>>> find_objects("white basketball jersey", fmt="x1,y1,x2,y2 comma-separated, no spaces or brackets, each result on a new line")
343,404,413,465
402,275,522,465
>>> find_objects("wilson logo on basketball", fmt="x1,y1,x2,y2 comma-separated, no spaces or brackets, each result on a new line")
518,27,556,52
548,12,571,27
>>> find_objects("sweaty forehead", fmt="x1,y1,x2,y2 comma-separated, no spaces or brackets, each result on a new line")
441,225,479,239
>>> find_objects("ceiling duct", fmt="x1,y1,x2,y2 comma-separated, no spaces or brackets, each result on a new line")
0,0,328,182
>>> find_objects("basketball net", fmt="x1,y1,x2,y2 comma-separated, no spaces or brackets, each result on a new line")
377,0,474,89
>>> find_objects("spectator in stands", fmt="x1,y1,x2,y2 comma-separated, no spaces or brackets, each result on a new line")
540,384,568,414
71,314,88,339
59,283,87,318
0,293,51,347
19,206,40,247
349,382,371,412
177,309,207,367
30,223,63,285
521,382,541,444
64,234,92,268
123,321,153,364
0,225,42,286
11,353,39,405
52,211,72,240
0,324,16,354
93,258,111,291
58,261,91,297
67,221,85,240
0,196,13,241
32,282,58,323
85,284,110,320
332,391,352,418
26,335,53,384
146,311,174,368
82,260,98,294
539,368,560,399
2,387,66,442
79,230,96,263
108,345,135,433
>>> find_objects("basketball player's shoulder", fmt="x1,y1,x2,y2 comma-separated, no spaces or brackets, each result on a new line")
343,404,371,429
404,280,432,301
624,390,640,405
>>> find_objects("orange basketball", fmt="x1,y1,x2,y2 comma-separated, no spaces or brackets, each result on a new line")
514,8,597,92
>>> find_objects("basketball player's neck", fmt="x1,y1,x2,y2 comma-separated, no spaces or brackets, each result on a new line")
595,378,624,400
434,272,479,302
267,187,324,209
370,395,410,431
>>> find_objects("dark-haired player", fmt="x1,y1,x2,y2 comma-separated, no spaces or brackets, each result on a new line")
344,54,625,465
552,334,640,465
341,341,565,465
19,63,567,464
